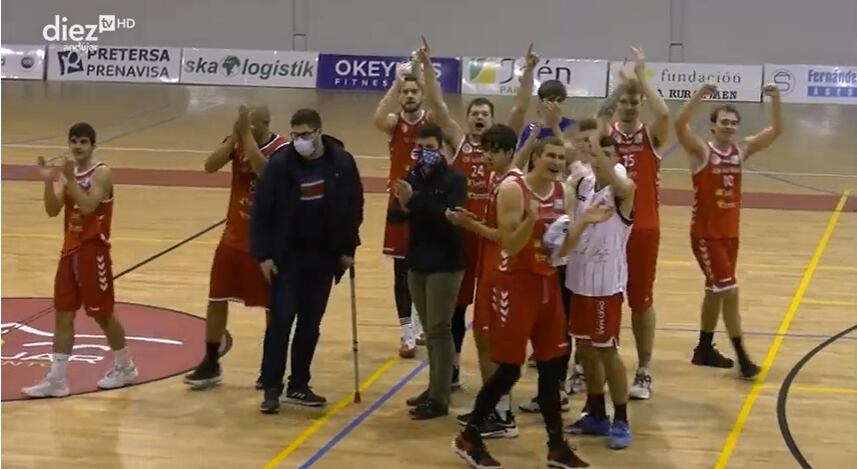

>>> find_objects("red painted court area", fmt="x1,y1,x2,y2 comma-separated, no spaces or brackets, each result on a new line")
2,163,853,212
0,298,223,401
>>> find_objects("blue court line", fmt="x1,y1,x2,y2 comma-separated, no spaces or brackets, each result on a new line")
296,360,428,469
294,321,855,467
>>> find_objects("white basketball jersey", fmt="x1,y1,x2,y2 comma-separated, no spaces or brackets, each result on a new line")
565,174,633,296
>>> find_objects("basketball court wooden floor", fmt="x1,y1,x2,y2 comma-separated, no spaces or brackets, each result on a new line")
1,81,855,468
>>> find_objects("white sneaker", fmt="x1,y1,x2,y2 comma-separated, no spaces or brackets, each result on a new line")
97,363,139,389
565,365,586,395
629,369,652,400
22,377,70,398
517,391,571,413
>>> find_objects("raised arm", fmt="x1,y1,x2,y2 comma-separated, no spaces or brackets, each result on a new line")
597,66,631,129
204,134,235,173
588,133,635,218
674,84,716,167
240,106,270,175
373,67,406,136
507,44,538,134
62,162,112,216
743,84,782,159
37,157,65,217
496,180,536,255
417,37,464,146
512,122,540,170
631,46,670,147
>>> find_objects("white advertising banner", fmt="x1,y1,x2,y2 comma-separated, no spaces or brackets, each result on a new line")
181,48,318,88
46,45,181,83
1,45,46,80
462,57,608,98
765,64,857,105
609,61,764,102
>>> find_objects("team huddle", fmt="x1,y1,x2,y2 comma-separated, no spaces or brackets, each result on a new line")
23,38,781,469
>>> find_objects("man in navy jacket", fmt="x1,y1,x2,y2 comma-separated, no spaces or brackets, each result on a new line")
250,108,364,413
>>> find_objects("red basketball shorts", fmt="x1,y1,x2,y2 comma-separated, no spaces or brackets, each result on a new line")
691,236,739,293
54,242,114,316
489,270,569,365
382,221,409,258
472,264,495,339
209,243,269,307
569,292,624,348
626,229,660,312
455,229,480,307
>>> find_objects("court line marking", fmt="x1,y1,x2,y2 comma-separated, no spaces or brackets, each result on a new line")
762,383,857,395
4,143,857,179
260,356,398,469
713,190,850,469
7,231,857,273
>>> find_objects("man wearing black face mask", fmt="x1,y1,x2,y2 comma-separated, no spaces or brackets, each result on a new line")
250,108,364,414
393,123,467,420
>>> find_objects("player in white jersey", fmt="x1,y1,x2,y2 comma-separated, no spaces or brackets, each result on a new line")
556,131,635,450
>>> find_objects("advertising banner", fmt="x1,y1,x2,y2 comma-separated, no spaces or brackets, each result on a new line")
181,48,317,88
462,57,607,98
47,45,181,83
317,54,460,93
765,64,857,105
1,45,46,80
609,61,764,102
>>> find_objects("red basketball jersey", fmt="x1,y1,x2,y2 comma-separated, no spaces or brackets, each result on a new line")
220,134,290,252
477,168,524,276
691,142,743,239
387,110,430,189
497,178,566,277
611,122,661,230
452,135,490,216
61,162,113,256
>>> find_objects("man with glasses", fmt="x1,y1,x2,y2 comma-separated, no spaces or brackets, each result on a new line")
251,108,365,414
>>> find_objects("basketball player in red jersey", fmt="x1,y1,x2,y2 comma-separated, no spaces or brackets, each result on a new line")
373,60,430,358
675,83,782,379
446,124,527,438
454,137,608,469
597,46,670,400
23,123,138,398
185,105,290,389
416,37,537,389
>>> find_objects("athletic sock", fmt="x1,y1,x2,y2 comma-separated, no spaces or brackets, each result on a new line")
113,347,132,367
588,393,606,419
49,353,69,380
399,317,414,345
614,403,628,423
699,330,714,347
731,336,749,364
205,341,220,365
495,394,511,414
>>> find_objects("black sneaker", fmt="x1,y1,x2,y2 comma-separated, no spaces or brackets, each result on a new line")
282,387,327,407
409,399,448,420
184,360,222,389
738,360,760,380
255,376,263,390
406,388,429,407
692,344,735,368
547,440,590,468
456,411,518,439
260,387,280,414
451,366,462,391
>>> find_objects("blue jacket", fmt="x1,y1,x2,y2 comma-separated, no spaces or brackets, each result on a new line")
250,135,364,283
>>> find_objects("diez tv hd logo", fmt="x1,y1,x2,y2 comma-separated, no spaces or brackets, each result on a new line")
43,15,136,51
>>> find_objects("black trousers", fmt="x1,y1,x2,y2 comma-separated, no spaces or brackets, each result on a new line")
260,260,334,390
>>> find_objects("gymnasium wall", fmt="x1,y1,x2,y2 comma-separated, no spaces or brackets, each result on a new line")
3,0,857,64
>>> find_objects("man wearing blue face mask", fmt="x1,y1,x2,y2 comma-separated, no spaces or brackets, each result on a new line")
250,108,364,414
392,123,468,420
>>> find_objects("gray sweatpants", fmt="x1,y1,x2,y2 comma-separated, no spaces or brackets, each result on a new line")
407,269,464,408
